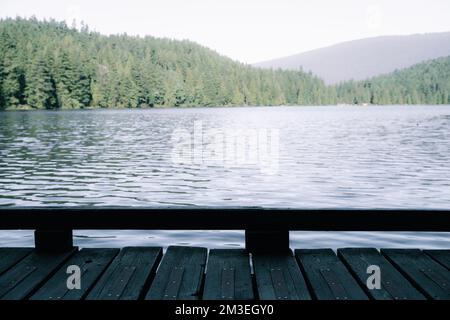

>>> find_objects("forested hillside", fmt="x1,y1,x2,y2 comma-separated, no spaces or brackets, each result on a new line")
0,18,449,109
335,56,450,105
0,18,333,110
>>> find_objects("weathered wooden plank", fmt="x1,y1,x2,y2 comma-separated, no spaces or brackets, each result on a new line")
86,247,162,300
203,249,253,300
0,248,33,276
382,249,450,299
0,249,76,300
253,250,311,300
295,249,368,300
338,248,425,300
424,250,450,270
30,248,119,300
145,246,207,300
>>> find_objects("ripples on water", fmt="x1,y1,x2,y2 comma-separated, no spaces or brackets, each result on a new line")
0,106,449,248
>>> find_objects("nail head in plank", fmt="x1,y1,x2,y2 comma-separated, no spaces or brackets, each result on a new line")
145,246,207,300
220,268,235,299
0,249,76,300
270,268,291,300
295,249,368,300
203,249,253,300
163,266,185,300
319,268,349,300
382,249,450,300
99,266,137,299
338,248,425,300
253,250,311,300
86,247,162,300
0,248,33,276
30,248,118,300
424,250,450,271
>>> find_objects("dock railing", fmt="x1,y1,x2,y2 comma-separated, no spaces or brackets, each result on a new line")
1,208,449,252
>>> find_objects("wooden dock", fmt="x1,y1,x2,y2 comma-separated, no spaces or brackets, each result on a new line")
0,208,449,300
1,246,449,300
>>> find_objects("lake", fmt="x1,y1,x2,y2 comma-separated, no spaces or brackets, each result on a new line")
1,105,450,249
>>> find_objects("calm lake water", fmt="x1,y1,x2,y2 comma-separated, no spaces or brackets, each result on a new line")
1,106,450,248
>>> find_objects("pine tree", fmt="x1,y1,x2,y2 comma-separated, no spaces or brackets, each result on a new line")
55,51,76,107
25,54,58,109
0,59,4,109
0,31,23,108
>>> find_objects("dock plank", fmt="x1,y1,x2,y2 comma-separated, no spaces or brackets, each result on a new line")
145,246,207,300
87,247,162,300
382,249,450,299
30,248,119,300
0,249,76,300
0,248,33,276
338,248,425,300
253,250,311,300
296,249,368,300
203,249,253,300
424,250,450,270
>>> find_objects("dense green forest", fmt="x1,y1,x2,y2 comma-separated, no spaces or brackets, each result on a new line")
0,18,333,109
336,57,450,105
0,18,449,110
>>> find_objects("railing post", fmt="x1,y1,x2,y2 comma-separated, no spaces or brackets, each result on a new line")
245,230,289,253
34,229,73,252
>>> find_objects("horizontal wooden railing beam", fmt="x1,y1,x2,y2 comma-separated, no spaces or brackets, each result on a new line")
0,208,449,231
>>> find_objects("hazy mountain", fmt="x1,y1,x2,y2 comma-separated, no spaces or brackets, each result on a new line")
254,33,450,84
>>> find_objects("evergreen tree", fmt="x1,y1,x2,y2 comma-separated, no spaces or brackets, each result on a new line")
0,59,4,109
0,31,23,108
25,54,58,109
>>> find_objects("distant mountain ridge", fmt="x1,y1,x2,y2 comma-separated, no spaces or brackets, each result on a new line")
254,33,450,84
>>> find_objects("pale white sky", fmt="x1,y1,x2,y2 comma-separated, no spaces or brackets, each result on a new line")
1,0,450,63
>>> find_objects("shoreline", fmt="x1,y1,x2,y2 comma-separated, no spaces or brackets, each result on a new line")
2,104,450,112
